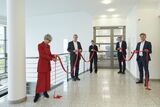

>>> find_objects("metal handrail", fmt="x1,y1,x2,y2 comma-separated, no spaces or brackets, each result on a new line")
26,52,90,95
26,53,69,59
0,52,90,96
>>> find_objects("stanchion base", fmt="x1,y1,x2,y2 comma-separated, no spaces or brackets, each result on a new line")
53,95,62,99
145,87,151,90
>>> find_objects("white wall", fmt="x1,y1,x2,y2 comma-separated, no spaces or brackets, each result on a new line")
26,12,93,57
137,8,160,79
93,17,126,26
25,12,92,82
126,6,139,78
126,5,160,79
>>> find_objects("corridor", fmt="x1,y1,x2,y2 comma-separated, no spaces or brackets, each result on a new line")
0,69,160,107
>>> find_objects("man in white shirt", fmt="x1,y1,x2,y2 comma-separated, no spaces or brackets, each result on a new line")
136,33,152,85
67,34,82,81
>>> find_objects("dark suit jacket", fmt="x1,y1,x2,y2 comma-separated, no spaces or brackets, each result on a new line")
89,45,98,57
136,41,152,61
116,41,127,55
67,41,82,59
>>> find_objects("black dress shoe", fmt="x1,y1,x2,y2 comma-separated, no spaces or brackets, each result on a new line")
95,70,97,74
136,81,143,84
122,72,125,74
76,77,80,81
72,77,76,81
34,93,40,103
118,71,122,74
43,92,49,98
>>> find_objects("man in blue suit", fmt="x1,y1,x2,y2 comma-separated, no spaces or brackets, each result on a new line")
136,33,152,85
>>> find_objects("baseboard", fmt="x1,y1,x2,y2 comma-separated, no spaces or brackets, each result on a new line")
8,96,27,104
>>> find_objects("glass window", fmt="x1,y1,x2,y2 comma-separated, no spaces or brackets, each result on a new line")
97,44,110,52
96,37,111,44
96,29,111,36
114,29,123,35
0,26,6,74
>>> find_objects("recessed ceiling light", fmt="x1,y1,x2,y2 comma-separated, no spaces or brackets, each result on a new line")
101,0,112,5
112,14,119,17
100,15,107,18
107,8,116,12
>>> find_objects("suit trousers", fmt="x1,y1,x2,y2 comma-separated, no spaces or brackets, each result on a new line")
90,56,97,73
70,55,80,78
118,53,126,72
137,56,149,82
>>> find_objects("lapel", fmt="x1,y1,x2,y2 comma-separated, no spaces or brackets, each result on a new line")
118,42,120,48
143,41,146,50
77,41,79,48
121,41,124,47
138,42,141,50
71,41,75,50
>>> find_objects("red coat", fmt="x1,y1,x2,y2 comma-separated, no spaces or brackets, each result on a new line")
37,42,54,72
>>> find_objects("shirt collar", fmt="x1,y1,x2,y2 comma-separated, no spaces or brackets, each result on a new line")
141,40,145,43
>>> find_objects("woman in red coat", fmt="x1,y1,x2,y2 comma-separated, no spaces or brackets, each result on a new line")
34,34,57,103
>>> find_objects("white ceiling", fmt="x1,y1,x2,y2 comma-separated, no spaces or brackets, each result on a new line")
25,0,137,18
0,0,159,18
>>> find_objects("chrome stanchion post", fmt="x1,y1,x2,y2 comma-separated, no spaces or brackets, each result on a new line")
83,52,86,73
66,55,69,81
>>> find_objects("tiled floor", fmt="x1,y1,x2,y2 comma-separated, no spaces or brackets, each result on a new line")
0,69,160,107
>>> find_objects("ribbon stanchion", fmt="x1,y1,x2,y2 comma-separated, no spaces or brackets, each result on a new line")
53,61,62,99
53,52,79,99
145,50,151,90
121,50,151,90
52,51,95,100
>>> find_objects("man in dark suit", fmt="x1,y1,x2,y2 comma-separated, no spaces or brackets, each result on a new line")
89,40,98,74
116,36,127,74
67,34,82,81
136,33,152,85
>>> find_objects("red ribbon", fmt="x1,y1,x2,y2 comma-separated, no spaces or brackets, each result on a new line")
53,61,62,99
121,49,151,90
80,51,95,62
122,50,136,61
57,56,67,73
57,50,95,74
56,50,79,74
71,52,79,74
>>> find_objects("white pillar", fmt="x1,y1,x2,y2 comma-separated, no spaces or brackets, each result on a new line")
7,0,26,103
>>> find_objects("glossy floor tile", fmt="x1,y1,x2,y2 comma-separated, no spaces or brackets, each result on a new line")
0,69,160,107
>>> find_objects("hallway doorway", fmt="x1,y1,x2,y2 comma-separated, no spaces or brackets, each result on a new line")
93,26,126,69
